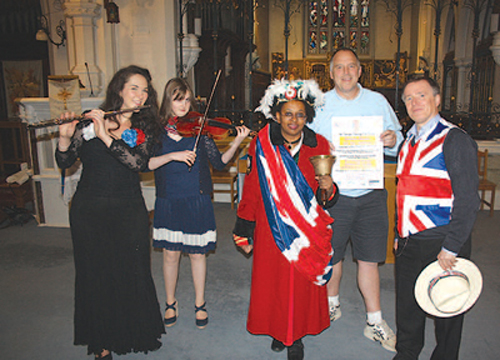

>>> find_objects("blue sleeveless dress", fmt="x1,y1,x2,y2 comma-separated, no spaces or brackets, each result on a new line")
152,132,224,254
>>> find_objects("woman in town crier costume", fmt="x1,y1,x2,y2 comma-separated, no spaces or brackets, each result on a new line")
233,79,339,360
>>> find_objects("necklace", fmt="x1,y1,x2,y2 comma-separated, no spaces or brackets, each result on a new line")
283,137,301,150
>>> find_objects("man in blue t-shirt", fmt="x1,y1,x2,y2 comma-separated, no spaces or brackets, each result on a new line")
309,48,403,353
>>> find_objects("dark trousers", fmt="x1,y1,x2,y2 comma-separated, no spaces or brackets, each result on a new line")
393,235,471,360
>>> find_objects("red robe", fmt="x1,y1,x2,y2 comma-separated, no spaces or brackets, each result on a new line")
236,124,333,346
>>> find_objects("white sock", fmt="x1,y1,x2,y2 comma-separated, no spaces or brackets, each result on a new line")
328,295,340,307
367,311,382,325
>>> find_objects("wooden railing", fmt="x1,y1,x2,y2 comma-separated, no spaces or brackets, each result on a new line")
0,120,33,208
0,120,30,178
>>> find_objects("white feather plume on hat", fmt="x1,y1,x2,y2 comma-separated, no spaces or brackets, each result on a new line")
255,79,325,120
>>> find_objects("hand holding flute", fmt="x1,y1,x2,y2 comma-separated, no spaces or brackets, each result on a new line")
56,105,150,151
85,109,111,147
57,108,111,150
57,109,114,150
57,112,78,152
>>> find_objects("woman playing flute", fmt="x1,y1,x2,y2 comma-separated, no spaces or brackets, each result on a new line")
55,65,165,359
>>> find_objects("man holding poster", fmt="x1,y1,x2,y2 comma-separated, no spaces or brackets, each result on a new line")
310,48,403,353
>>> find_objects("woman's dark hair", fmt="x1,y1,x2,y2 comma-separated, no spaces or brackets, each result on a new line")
159,78,198,126
271,100,315,124
101,65,161,136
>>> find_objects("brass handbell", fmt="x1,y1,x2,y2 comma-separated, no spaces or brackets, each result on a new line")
309,155,336,205
309,155,336,176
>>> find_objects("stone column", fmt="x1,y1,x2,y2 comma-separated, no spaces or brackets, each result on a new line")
63,0,103,97
454,57,470,110
491,32,500,67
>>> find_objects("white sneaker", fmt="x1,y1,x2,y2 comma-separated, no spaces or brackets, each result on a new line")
363,319,396,353
329,304,342,322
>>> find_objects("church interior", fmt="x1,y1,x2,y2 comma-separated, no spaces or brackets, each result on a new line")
1,0,499,224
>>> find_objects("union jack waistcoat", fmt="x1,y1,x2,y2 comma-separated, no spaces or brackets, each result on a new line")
396,118,456,238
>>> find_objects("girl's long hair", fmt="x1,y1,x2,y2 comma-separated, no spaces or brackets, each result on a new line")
101,65,161,137
159,78,198,127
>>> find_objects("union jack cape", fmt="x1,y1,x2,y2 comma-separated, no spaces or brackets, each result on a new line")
255,125,334,286
396,118,456,238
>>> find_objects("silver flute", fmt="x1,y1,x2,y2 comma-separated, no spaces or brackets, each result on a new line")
27,105,151,129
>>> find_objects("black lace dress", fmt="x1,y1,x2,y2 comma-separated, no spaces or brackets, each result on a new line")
55,124,165,355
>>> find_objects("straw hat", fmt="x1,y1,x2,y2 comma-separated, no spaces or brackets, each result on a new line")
414,258,483,318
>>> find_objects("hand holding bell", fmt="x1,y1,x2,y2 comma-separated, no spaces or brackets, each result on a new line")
309,155,336,205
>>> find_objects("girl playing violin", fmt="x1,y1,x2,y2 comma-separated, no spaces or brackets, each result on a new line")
149,78,250,330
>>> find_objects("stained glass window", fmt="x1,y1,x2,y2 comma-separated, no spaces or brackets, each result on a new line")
350,0,358,27
309,30,317,51
361,0,369,27
334,0,345,27
360,31,369,55
310,1,318,26
333,31,345,49
307,0,370,55
320,30,328,51
320,0,328,26
350,30,357,49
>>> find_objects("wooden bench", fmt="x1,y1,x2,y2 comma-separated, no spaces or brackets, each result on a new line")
477,149,496,217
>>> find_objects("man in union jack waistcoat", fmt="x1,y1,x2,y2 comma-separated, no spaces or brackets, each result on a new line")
393,75,480,360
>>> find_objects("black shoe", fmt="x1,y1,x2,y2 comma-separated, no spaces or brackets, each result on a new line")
195,302,208,329
271,338,285,352
164,300,178,327
95,352,112,360
287,339,304,360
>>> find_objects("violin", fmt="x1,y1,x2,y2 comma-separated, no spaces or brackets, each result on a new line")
176,111,252,140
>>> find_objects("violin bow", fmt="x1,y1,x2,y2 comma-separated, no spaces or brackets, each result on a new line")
192,69,222,153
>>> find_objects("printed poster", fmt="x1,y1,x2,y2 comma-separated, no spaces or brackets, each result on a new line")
330,115,384,189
